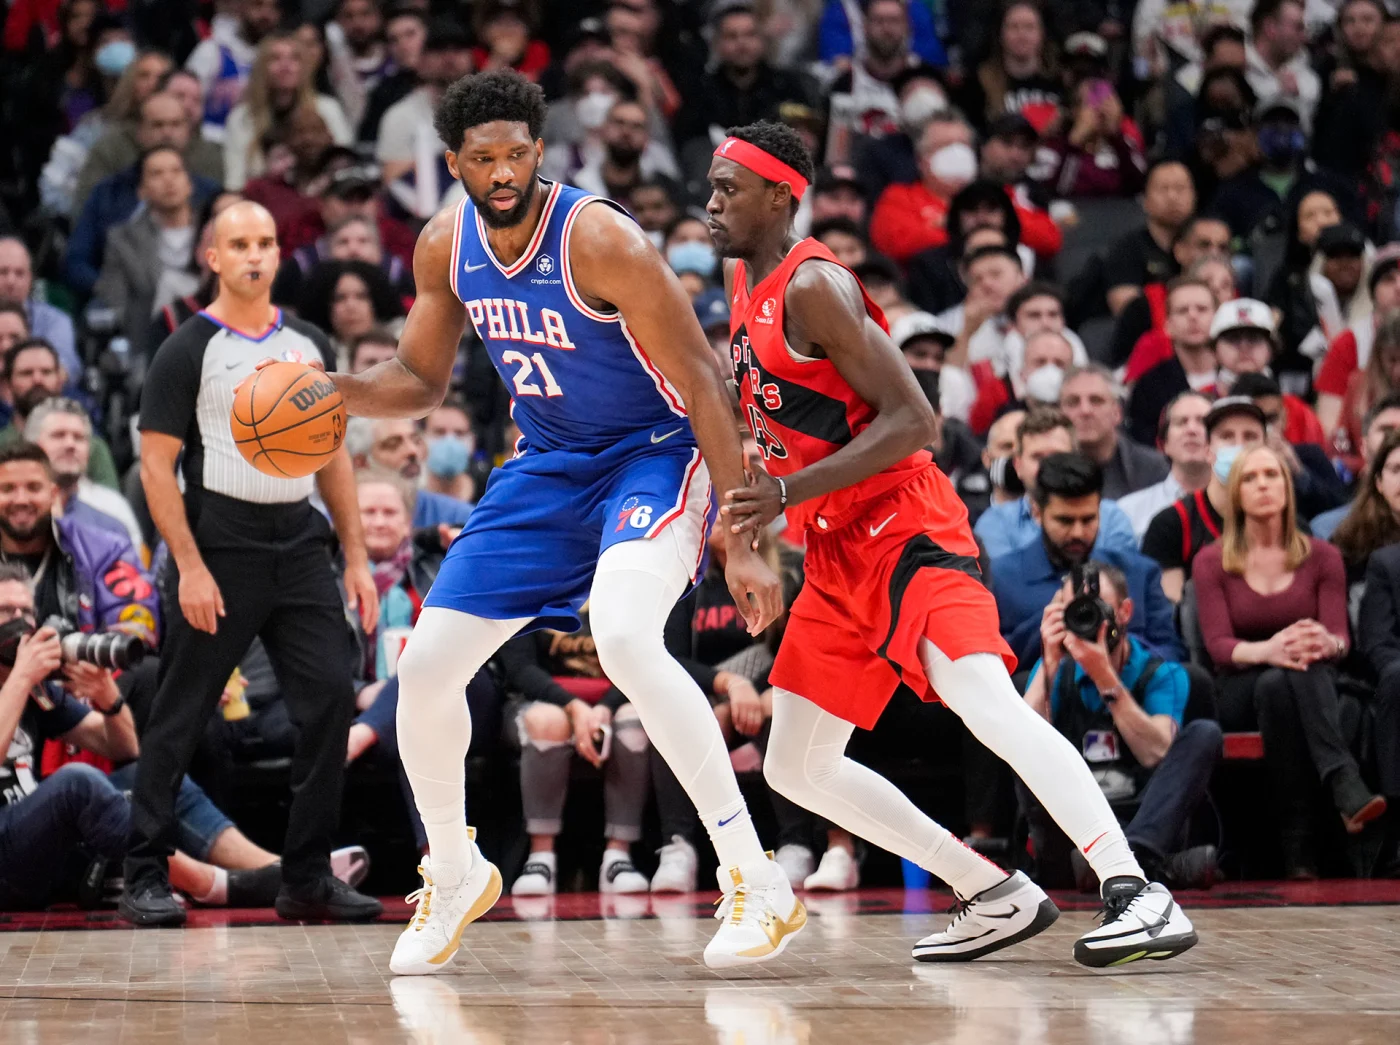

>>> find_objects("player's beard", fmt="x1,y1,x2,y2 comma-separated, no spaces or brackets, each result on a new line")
472,173,538,230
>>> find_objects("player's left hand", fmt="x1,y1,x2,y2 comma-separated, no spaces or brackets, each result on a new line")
724,546,783,636
722,454,785,537
344,561,380,634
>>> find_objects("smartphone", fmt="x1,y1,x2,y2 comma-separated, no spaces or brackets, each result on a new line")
592,723,613,761
1085,78,1113,108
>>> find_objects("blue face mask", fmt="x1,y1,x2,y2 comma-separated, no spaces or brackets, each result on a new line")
1213,443,1243,484
95,40,136,77
426,435,470,479
667,241,716,278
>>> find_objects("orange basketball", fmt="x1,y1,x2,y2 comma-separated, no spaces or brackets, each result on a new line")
230,361,347,478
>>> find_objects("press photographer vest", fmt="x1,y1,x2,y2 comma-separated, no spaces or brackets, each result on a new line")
1050,655,1164,800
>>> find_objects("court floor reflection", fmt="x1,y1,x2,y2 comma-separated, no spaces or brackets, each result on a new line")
0,899,1396,1044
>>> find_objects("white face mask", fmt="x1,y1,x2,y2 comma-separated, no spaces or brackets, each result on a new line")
1023,364,1065,404
576,91,616,131
929,142,977,188
901,87,947,131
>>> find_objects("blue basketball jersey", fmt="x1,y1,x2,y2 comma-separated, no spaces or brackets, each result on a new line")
449,180,692,453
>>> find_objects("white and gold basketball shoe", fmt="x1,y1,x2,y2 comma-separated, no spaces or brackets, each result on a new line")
703,854,808,970
389,829,503,976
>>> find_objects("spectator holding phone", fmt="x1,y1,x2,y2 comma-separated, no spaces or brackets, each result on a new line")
1041,77,1146,199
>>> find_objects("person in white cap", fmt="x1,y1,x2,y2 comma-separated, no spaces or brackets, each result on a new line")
1211,297,1326,446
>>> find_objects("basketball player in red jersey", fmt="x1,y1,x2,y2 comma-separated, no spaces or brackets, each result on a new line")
707,122,1198,969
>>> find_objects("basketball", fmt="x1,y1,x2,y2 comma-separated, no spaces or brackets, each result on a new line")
230,361,347,478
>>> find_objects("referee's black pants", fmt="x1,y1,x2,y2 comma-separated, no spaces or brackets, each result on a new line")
125,494,356,888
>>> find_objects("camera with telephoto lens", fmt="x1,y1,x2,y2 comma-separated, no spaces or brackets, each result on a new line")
42,616,146,671
1062,564,1120,648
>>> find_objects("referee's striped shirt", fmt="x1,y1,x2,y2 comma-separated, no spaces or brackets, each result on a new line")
140,310,336,505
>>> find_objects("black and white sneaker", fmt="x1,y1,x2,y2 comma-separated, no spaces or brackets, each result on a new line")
511,852,556,896
1073,876,1198,968
912,871,1060,962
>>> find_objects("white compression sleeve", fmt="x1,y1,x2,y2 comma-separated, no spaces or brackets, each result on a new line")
396,608,529,883
765,687,1008,898
590,531,767,872
920,640,1145,884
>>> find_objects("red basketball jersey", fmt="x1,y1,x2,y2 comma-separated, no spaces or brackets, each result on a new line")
729,238,934,533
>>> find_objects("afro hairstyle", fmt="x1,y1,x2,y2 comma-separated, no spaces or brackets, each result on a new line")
433,69,547,153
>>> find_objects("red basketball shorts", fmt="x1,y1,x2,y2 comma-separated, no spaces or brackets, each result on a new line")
769,465,1016,730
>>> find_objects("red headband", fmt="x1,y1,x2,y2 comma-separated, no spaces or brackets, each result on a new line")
713,137,809,201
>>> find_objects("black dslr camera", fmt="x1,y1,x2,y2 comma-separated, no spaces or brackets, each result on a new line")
1063,564,1120,649
0,615,146,672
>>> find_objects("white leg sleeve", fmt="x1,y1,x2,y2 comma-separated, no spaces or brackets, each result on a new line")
765,688,1008,898
920,640,1145,883
396,607,528,881
590,530,767,871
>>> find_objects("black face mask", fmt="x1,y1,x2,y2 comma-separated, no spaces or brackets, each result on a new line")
912,368,941,409
0,615,35,667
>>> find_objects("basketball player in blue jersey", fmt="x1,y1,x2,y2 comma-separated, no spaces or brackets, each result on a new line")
327,71,807,975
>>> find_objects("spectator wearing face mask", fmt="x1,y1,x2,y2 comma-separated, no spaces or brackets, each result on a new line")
1142,396,1267,600
1118,392,1215,543
422,399,490,507
889,309,956,416
1211,98,1360,263
572,97,678,206
967,284,1077,434
976,407,1029,523
662,216,717,300
855,65,949,205
1060,365,1169,500
344,417,474,530
868,114,977,264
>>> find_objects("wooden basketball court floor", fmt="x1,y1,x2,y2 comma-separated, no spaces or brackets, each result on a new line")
0,885,1397,1044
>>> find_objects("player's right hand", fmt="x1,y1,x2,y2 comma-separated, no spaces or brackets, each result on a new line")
180,561,226,635
725,547,783,636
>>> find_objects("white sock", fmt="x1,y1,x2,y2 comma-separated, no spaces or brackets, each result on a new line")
921,642,1145,885
766,688,1007,898
397,608,528,885
193,865,228,905
589,535,767,872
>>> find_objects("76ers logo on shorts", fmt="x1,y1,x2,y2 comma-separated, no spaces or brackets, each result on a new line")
615,496,654,531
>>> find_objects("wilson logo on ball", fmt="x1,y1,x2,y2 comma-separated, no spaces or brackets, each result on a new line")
289,380,337,411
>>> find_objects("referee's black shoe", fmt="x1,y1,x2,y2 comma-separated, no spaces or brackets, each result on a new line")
275,875,383,922
119,875,188,927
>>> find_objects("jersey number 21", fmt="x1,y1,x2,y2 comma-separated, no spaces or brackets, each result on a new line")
502,351,564,398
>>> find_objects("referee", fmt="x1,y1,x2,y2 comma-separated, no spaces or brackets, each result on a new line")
119,201,382,925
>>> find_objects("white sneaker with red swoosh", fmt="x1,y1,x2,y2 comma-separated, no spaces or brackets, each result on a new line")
912,871,1060,962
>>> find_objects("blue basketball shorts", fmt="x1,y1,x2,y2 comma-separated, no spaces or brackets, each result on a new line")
422,427,713,633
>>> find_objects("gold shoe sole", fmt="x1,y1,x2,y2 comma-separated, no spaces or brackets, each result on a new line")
426,863,503,966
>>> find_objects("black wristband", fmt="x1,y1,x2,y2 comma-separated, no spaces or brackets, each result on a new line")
99,694,126,717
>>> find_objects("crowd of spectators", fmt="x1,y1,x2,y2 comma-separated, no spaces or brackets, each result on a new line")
2,0,1400,909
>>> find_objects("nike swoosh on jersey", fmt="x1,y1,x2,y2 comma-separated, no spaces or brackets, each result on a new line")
463,260,489,273
869,512,898,537
651,427,683,444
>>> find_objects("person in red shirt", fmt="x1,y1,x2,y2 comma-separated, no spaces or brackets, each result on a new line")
471,0,551,82
870,114,1061,264
1123,253,1237,383
709,118,1198,968
1315,242,1400,439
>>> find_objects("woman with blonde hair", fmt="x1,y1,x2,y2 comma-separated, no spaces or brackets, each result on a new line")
1194,444,1384,877
222,29,352,191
